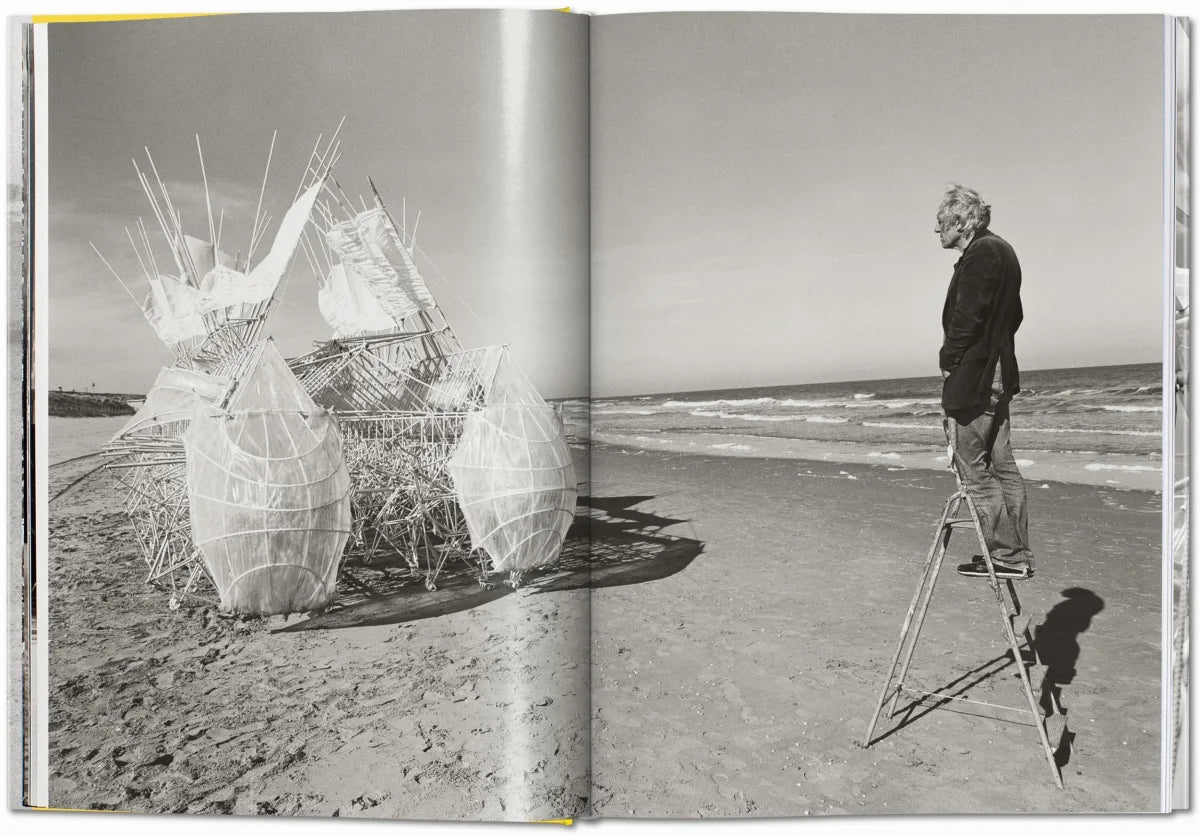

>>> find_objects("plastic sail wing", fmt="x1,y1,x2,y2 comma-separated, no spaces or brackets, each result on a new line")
325,207,438,323
183,234,235,281
112,366,230,440
317,262,397,337
182,341,351,615
447,403,577,574
482,347,547,407
195,182,324,312
143,275,208,346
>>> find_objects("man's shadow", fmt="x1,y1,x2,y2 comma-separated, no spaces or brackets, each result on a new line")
1033,587,1106,765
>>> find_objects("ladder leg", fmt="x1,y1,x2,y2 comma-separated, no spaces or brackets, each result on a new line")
964,494,1064,789
1007,579,1069,755
886,494,961,720
862,493,958,747
995,577,1064,789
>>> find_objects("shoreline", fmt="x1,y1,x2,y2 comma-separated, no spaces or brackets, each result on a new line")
590,429,1163,491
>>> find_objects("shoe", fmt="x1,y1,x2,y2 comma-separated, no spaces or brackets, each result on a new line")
956,556,1033,580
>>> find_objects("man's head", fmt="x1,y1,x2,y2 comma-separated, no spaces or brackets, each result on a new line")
935,184,991,252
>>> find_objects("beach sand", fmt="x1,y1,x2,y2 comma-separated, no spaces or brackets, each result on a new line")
45,441,592,821
588,443,1163,816
44,426,1164,818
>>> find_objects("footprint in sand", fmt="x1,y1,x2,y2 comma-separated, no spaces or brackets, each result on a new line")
710,771,741,800
716,679,758,725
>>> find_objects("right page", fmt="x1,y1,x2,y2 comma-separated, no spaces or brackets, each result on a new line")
589,12,1170,815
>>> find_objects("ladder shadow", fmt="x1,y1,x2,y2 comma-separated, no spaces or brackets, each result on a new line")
866,586,1105,770
865,643,1036,747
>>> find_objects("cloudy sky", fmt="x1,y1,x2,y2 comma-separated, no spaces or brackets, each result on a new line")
45,9,589,397
44,11,1169,398
591,13,1167,395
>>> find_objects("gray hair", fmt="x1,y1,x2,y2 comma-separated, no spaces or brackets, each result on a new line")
937,184,991,234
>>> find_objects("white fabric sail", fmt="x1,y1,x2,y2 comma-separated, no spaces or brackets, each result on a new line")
317,263,397,337
113,366,229,440
324,207,438,324
143,275,208,346
183,341,351,615
183,234,235,281
195,182,324,312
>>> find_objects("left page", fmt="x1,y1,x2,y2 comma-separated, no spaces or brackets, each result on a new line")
23,9,590,821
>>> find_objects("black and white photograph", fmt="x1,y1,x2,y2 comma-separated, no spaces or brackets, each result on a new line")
587,11,1177,816
29,8,592,821
6,0,1192,828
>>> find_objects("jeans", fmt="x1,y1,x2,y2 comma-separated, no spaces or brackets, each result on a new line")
943,388,1034,569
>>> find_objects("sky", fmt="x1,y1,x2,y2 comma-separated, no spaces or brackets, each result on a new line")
591,13,1168,395
43,11,1169,399
45,9,590,397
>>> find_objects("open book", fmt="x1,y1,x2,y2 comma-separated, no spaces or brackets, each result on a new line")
10,7,1191,822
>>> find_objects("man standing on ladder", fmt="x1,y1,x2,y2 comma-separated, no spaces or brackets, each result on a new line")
935,184,1035,580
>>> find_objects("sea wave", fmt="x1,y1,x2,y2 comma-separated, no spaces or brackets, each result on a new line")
772,398,843,408
665,395,941,411
861,421,943,430
690,409,793,422
1023,426,1160,437
1080,404,1163,413
1083,463,1161,472
877,398,943,409
665,397,777,408
593,407,659,415
689,409,852,425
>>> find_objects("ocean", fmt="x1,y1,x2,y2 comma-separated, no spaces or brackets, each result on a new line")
570,363,1167,490
48,365,1168,491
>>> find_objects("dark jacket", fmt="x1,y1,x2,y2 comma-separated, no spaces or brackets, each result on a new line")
939,228,1024,411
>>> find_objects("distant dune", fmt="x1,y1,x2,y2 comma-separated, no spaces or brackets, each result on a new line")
49,391,139,418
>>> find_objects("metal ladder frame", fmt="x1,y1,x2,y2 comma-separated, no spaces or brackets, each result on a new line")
861,448,1065,789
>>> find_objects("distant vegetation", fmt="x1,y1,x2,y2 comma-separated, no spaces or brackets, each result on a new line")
49,390,140,418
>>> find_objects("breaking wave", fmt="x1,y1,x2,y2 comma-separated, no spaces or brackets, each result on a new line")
1083,463,1161,472
1081,404,1162,413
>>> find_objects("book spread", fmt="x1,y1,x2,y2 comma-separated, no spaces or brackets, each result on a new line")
6,7,1192,822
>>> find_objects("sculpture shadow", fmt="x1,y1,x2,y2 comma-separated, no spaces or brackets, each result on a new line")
276,494,704,632
526,495,705,594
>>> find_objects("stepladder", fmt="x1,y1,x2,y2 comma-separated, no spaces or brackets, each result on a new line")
861,445,1067,789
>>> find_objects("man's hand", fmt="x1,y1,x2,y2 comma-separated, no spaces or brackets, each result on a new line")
940,369,950,380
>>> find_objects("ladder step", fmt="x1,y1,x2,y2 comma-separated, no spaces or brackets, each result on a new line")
945,519,977,529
